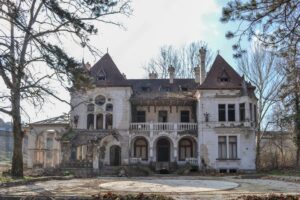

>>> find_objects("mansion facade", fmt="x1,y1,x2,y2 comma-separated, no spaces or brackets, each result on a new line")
27,48,257,173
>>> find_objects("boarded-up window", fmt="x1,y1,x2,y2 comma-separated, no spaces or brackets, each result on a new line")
179,139,193,161
134,138,148,160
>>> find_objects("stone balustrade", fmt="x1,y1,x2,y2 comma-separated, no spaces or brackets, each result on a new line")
130,123,198,131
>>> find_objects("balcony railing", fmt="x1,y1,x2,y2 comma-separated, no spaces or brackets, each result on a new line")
130,122,198,131
203,121,253,128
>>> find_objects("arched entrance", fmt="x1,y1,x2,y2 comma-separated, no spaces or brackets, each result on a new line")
110,145,121,166
156,138,170,162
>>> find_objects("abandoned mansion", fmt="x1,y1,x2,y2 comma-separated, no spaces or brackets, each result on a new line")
27,48,257,173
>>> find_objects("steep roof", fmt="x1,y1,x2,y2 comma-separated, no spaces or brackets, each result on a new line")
199,55,253,90
89,53,130,87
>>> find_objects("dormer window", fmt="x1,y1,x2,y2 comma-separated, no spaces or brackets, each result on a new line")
161,86,171,92
219,69,230,82
141,86,151,92
97,68,106,80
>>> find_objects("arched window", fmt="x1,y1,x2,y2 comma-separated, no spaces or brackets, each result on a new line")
179,138,193,161
105,113,113,129
134,138,148,160
106,103,113,112
96,114,103,129
95,95,106,106
87,103,95,112
87,114,94,130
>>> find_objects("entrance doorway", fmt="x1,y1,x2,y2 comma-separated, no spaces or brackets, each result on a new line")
110,145,121,166
156,138,170,162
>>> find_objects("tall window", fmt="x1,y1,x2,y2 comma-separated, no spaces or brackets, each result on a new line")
179,139,193,161
87,114,94,130
239,103,245,122
96,114,103,129
218,104,226,121
254,104,257,125
218,136,227,159
249,103,253,121
106,113,113,129
46,137,53,160
229,136,237,159
228,104,235,121
158,110,168,122
136,111,146,122
134,138,148,160
180,111,190,122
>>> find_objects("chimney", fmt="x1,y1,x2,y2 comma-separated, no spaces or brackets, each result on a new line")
199,47,207,84
194,66,200,83
168,65,175,84
85,62,91,71
149,71,158,79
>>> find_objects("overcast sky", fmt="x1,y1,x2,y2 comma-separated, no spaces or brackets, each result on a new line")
0,0,241,123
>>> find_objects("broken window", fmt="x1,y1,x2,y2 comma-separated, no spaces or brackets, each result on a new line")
105,113,113,129
229,136,237,159
179,138,193,161
158,110,168,122
134,138,148,160
239,103,245,122
87,103,95,112
219,70,230,82
96,114,103,130
95,95,106,106
218,104,226,122
87,114,94,130
228,104,235,122
180,111,190,123
106,103,113,112
218,136,227,159
137,111,146,122
97,68,106,80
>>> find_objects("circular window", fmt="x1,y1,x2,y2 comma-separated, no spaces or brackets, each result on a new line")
95,95,106,106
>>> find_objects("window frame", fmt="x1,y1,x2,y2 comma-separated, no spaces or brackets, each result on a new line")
218,104,226,122
227,104,236,122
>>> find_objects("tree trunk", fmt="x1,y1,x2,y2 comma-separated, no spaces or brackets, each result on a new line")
11,88,24,178
256,130,261,170
294,89,300,169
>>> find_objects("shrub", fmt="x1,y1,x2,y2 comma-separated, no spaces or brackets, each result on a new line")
235,194,300,200
92,192,174,200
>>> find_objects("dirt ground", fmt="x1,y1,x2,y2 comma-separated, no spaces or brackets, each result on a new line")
0,176,299,200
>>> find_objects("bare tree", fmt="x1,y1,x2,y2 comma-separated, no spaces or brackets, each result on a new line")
0,0,131,177
144,41,214,78
237,43,283,168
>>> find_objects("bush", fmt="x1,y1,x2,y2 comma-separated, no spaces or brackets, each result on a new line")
235,194,300,200
92,192,174,200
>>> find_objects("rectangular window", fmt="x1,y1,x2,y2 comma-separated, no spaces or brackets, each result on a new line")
229,136,237,159
137,111,146,122
218,104,226,122
254,104,257,125
158,110,168,122
180,111,190,122
218,136,227,159
249,103,253,121
239,103,245,122
228,104,235,121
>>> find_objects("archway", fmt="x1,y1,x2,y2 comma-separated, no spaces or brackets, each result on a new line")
156,138,170,162
110,145,121,166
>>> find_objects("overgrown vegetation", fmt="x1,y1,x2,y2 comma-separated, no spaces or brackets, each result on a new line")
235,194,300,200
92,192,174,200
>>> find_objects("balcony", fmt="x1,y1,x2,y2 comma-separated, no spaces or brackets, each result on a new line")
129,122,198,131
203,121,253,129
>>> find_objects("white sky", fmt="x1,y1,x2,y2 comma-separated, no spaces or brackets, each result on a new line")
0,0,240,123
